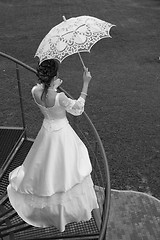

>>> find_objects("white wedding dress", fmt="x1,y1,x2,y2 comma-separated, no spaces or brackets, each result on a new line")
7,84,99,232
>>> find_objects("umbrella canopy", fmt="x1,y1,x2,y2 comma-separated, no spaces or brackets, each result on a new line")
35,15,115,66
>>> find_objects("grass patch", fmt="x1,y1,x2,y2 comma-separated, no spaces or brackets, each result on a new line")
1,0,160,199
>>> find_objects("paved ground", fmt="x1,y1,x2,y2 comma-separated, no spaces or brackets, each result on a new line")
108,190,160,240
96,188,160,240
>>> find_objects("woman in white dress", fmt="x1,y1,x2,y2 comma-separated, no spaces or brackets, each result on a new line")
7,59,99,232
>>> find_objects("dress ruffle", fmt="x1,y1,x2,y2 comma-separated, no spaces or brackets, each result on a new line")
7,175,98,232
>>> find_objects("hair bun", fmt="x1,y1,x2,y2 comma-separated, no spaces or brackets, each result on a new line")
36,59,59,85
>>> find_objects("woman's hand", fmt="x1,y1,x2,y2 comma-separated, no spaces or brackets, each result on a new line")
80,67,91,100
83,67,92,84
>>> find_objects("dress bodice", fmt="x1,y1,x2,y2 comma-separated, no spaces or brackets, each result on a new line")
31,85,85,121
34,93,67,120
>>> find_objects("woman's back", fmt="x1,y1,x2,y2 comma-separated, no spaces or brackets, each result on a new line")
32,84,57,108
32,85,67,120
32,84,86,121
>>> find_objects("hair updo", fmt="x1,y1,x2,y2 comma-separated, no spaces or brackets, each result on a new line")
36,59,59,100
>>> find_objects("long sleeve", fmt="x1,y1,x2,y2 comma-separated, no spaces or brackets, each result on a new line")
59,92,85,116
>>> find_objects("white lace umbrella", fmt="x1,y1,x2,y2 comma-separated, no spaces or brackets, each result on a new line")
35,16,115,68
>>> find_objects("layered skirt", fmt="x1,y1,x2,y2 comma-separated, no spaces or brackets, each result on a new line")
7,118,99,232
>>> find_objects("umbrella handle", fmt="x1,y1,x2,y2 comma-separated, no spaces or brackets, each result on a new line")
78,52,87,71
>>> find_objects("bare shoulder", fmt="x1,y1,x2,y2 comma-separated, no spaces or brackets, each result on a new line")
59,92,67,99
32,84,42,94
58,92,68,102
59,92,70,107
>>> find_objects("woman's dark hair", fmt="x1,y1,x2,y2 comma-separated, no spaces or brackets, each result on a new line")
36,59,59,100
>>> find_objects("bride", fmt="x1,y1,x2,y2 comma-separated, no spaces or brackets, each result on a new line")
7,59,100,232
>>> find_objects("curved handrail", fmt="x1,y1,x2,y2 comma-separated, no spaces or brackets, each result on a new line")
0,52,37,74
0,51,111,239
0,52,81,99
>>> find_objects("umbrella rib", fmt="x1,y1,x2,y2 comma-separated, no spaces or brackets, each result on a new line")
61,31,74,37
61,24,86,37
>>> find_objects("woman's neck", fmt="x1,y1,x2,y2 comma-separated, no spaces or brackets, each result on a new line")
49,79,56,88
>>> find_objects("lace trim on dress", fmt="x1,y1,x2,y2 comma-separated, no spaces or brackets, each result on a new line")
9,175,95,209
